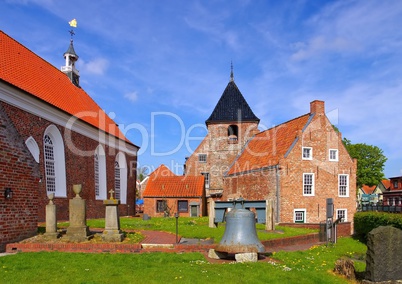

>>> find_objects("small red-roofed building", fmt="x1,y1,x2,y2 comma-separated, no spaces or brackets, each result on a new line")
185,71,357,232
0,31,139,250
382,176,402,206
143,165,206,217
358,180,390,206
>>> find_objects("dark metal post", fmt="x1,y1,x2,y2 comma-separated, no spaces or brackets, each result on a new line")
175,213,179,243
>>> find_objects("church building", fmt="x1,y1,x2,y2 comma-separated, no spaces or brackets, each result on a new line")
185,69,357,231
0,31,138,250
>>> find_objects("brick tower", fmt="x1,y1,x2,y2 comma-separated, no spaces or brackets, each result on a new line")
185,67,260,198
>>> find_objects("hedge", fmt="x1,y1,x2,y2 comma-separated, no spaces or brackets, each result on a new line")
354,211,402,242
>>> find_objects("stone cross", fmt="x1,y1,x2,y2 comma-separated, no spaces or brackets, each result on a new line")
109,189,115,200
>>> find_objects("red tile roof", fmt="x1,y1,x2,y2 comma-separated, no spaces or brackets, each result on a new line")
361,185,377,194
381,179,390,189
143,164,205,197
0,31,135,146
227,114,311,175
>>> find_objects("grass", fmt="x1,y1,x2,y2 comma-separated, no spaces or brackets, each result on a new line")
56,216,317,243
0,237,367,284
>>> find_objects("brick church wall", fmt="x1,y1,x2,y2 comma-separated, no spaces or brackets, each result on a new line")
0,104,40,251
1,102,137,222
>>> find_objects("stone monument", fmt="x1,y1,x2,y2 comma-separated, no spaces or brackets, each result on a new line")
365,226,402,282
44,193,59,239
102,189,124,242
65,184,91,242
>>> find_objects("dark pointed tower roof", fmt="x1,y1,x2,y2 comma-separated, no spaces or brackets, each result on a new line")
63,39,79,61
206,68,259,125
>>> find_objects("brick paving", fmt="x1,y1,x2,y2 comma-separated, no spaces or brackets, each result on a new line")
140,230,179,244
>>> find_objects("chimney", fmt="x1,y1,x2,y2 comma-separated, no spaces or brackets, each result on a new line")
310,100,325,115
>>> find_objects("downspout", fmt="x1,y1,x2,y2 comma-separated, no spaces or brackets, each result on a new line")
275,165,280,223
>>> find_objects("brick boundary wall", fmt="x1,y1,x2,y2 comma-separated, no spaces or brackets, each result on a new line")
279,222,352,237
6,233,321,254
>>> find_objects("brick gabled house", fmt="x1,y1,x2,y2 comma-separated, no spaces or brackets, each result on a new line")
185,73,357,231
143,165,206,217
0,30,139,249
382,176,402,206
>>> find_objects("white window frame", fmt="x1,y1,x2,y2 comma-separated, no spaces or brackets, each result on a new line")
303,173,315,196
302,147,313,160
338,174,349,197
43,125,66,197
115,152,127,204
202,172,210,189
94,145,107,200
294,209,306,223
198,154,207,163
336,209,347,222
329,149,339,161
25,136,40,163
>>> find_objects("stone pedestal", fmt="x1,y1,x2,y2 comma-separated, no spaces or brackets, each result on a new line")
102,199,124,242
66,184,90,242
44,193,59,239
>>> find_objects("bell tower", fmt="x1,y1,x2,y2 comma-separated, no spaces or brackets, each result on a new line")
61,29,80,87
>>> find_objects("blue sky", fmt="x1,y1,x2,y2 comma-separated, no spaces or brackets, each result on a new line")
1,0,402,178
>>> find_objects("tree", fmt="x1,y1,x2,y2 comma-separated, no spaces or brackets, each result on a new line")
342,138,387,188
137,166,149,182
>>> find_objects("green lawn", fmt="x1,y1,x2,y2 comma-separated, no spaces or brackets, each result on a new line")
57,216,317,243
0,237,367,284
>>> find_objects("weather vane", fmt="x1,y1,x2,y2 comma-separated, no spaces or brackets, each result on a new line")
68,18,77,39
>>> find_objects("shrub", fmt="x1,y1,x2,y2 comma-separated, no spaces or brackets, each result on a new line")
354,212,402,242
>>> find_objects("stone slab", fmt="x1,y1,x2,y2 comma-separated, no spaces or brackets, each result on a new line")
365,226,402,282
235,252,258,263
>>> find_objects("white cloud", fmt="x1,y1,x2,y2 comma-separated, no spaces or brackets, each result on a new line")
79,58,109,75
124,91,138,103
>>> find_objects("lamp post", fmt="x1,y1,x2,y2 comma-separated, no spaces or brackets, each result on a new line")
175,212,179,244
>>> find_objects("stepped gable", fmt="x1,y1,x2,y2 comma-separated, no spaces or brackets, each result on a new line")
0,31,134,146
206,80,259,124
226,113,312,175
143,164,204,197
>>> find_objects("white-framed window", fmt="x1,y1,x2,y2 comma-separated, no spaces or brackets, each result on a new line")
336,209,347,222
329,149,338,161
338,174,349,197
303,173,315,196
393,180,398,189
115,152,127,204
302,147,312,160
43,125,66,197
294,209,306,223
114,161,121,200
202,172,210,189
198,154,207,163
94,145,107,200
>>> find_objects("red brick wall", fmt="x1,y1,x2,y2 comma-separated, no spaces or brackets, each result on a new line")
0,104,40,251
223,168,277,201
1,102,137,222
278,113,356,231
185,121,258,194
279,222,352,237
143,197,205,217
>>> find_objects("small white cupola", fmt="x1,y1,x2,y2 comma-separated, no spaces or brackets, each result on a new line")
61,32,80,87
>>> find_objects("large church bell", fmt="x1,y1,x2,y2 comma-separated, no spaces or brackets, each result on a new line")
215,207,265,254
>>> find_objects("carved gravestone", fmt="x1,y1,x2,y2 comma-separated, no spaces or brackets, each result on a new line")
365,226,402,282
66,184,90,242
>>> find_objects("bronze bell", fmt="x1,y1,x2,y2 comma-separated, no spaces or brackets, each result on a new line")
215,208,265,254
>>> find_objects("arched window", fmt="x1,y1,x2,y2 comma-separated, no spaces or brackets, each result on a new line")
95,145,107,200
25,136,40,163
115,152,127,204
228,125,238,143
43,125,66,197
